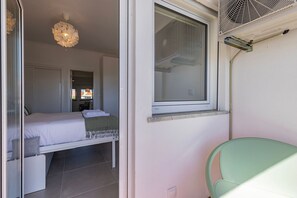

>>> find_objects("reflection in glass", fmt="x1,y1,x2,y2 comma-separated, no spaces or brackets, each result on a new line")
155,5,207,102
6,0,23,197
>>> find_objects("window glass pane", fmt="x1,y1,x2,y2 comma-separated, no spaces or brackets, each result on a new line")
7,0,23,197
154,5,207,102
72,89,76,100
81,89,93,99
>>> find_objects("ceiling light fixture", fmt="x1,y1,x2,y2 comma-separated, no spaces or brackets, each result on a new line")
52,14,79,48
7,10,16,34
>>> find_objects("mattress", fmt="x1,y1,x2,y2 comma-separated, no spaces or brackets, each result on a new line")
23,112,86,148
7,112,119,153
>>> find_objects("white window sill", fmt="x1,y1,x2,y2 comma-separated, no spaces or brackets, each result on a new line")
147,110,229,123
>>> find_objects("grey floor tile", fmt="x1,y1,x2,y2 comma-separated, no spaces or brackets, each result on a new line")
53,151,66,159
104,161,119,181
66,146,96,157
61,163,116,198
94,143,108,152
53,145,101,159
101,149,112,162
25,174,62,198
73,183,119,198
26,145,119,198
48,158,65,176
110,166,119,181
101,142,119,162
65,144,105,158
64,151,106,171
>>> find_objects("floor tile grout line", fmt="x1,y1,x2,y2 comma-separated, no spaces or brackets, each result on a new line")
107,162,119,181
69,181,119,198
99,148,113,163
27,145,117,197
59,157,66,198
62,151,111,171
60,156,116,197
48,158,66,177
63,161,112,174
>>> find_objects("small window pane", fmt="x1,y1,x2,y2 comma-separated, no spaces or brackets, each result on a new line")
72,89,76,100
81,89,93,99
154,5,207,102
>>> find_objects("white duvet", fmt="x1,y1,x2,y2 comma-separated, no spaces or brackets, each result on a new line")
23,112,86,147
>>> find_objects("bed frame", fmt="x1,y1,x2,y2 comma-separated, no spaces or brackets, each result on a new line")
7,131,119,195
40,134,119,168
8,111,120,194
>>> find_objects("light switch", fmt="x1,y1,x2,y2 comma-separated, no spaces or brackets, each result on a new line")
167,186,177,198
188,88,195,96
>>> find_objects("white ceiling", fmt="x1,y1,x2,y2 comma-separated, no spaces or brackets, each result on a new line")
23,0,119,55
194,0,218,11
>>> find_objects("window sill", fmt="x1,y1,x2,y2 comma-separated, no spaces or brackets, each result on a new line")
147,110,229,123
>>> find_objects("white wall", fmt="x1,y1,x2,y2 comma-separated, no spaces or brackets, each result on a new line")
130,1,229,197
25,67,62,113
102,56,119,116
232,29,297,146
25,40,116,112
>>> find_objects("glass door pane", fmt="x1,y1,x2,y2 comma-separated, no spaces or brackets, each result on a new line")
6,0,23,197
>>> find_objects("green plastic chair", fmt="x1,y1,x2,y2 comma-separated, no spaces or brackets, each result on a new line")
206,137,297,198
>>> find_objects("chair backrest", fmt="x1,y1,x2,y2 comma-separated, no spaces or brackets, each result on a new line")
219,138,297,184
206,137,297,197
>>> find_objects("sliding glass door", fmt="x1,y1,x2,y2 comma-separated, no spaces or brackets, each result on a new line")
1,0,24,197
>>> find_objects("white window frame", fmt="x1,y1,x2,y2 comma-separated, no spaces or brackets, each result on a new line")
152,0,217,114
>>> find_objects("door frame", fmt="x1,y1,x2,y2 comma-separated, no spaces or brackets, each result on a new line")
119,0,129,197
2,0,130,197
0,2,8,197
1,0,25,197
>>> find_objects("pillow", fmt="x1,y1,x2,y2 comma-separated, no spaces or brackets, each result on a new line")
24,105,31,116
12,137,40,159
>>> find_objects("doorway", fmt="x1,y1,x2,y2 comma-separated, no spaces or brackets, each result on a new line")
1,0,129,197
23,0,120,197
71,70,94,112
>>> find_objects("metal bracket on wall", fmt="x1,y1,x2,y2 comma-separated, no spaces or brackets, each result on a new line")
224,36,253,52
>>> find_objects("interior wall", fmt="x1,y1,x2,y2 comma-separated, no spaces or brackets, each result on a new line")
102,56,119,116
131,1,229,197
25,67,62,113
232,29,297,146
24,40,116,112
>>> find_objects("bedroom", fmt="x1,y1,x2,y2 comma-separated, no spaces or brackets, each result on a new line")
6,0,121,197
3,0,297,198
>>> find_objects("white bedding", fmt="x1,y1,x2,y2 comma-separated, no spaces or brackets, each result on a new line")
23,112,86,148
82,109,110,118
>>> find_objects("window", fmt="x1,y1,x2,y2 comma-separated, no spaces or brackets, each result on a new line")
81,89,93,100
72,89,76,100
153,3,216,114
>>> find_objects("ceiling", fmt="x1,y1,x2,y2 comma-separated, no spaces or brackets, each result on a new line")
194,0,218,10
155,13,172,33
23,0,119,55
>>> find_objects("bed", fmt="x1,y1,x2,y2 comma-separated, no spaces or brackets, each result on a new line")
9,111,119,168
7,111,119,195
